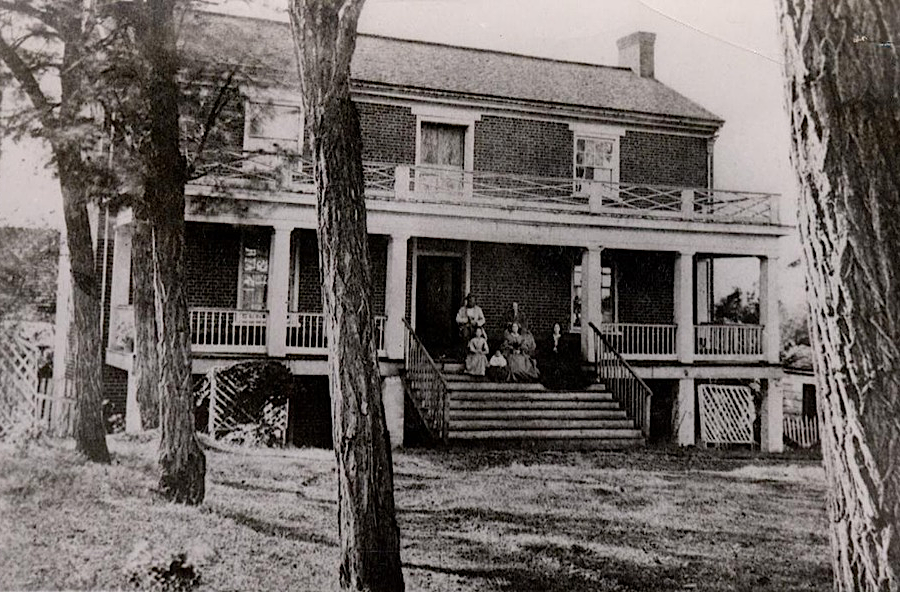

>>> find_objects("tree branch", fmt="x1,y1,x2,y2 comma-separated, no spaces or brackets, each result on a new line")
0,30,53,128
187,67,236,172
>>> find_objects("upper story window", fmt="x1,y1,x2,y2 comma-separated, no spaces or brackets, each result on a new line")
413,106,480,194
575,137,615,184
244,101,302,153
569,123,624,195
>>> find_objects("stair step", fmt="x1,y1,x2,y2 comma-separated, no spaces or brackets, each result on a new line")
448,428,643,440
450,391,614,402
452,418,635,430
450,409,627,420
450,399,622,411
445,380,548,392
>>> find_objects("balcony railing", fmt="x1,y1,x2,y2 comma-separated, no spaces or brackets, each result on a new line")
190,307,267,354
285,312,386,355
599,323,677,360
190,152,780,225
694,324,764,359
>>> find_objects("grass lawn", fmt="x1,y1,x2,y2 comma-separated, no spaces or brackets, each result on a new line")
0,435,831,591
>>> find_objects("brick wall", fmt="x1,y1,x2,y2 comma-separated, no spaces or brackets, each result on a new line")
294,229,388,315
358,102,416,164
469,243,575,342
474,116,572,177
185,222,241,308
620,131,708,187
102,366,128,421
609,250,675,324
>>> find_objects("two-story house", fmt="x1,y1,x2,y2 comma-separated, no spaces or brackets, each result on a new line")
96,10,789,450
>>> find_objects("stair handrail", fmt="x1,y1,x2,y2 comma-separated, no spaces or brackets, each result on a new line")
401,318,449,443
588,322,653,438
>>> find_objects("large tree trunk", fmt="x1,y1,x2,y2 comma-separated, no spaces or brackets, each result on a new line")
57,9,110,463
132,216,159,430
142,0,205,504
58,153,110,463
289,2,404,590
777,1,900,589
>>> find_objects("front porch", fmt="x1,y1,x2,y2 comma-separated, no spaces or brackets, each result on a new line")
105,226,779,366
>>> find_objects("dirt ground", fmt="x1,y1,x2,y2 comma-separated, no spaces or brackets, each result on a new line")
0,435,832,591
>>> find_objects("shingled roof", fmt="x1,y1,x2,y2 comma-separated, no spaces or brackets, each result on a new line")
181,10,722,125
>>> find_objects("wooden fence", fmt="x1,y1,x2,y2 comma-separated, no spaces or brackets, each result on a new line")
783,415,819,448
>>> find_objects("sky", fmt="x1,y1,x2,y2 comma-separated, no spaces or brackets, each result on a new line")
0,0,806,310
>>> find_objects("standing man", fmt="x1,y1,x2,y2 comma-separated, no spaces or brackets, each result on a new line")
456,294,486,353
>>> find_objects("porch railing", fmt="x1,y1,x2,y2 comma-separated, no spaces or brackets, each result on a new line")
285,312,387,355
599,323,677,359
589,322,652,438
189,307,267,353
191,152,780,225
402,318,449,443
694,324,764,358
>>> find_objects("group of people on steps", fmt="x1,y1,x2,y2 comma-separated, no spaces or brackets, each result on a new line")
456,295,579,386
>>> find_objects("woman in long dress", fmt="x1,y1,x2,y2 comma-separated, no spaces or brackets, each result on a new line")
465,327,489,376
502,322,540,381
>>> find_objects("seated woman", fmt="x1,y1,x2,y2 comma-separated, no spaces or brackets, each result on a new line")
486,350,510,382
465,327,489,377
539,322,588,390
502,322,540,382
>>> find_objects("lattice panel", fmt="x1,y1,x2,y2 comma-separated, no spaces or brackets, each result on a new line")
698,384,755,446
0,328,38,440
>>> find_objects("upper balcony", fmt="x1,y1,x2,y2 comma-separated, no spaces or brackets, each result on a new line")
189,150,781,227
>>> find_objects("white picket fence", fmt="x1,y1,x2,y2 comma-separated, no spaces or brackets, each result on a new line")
783,415,819,448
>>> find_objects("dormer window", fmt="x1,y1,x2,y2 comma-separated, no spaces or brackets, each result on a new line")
244,101,302,153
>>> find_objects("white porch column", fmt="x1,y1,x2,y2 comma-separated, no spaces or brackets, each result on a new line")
124,371,141,434
266,225,293,357
760,378,784,453
51,234,71,406
676,377,696,446
759,256,780,364
674,250,695,363
580,246,604,361
384,233,410,360
108,224,133,349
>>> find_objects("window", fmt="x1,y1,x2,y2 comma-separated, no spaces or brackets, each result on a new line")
418,122,466,193
574,136,616,193
571,255,616,330
239,229,270,311
244,101,302,152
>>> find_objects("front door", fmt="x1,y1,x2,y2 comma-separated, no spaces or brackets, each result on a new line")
415,256,463,357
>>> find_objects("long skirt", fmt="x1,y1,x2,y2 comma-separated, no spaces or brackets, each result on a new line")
507,352,540,382
466,352,487,376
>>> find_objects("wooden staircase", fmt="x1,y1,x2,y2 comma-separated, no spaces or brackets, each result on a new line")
442,364,644,448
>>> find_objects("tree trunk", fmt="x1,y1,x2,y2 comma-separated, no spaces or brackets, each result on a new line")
132,216,159,430
142,0,205,504
777,1,900,589
289,2,404,590
58,152,111,463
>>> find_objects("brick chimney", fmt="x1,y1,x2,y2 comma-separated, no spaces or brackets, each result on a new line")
617,32,656,78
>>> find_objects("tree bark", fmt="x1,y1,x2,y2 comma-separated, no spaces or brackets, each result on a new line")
289,2,404,590
56,6,110,463
132,216,159,430
777,1,900,589
141,0,205,504
58,150,111,464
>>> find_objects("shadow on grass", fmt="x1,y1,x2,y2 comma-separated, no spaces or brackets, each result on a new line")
212,477,336,508
208,506,337,548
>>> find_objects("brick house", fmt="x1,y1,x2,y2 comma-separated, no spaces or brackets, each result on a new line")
97,10,789,449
